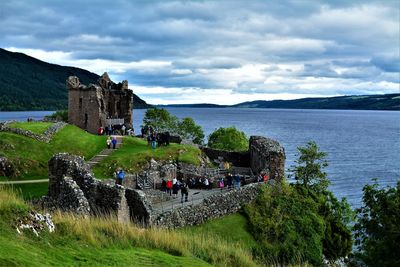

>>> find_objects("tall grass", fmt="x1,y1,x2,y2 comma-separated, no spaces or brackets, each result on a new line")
52,212,257,267
0,186,29,216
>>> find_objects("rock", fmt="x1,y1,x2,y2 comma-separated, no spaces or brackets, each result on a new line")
0,156,17,177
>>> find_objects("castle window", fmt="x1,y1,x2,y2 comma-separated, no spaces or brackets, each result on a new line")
79,97,83,109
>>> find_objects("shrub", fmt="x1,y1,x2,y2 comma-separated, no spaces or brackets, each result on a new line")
354,180,400,266
208,127,248,151
44,110,68,122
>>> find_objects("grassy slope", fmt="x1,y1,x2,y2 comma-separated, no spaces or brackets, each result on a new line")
1,122,202,198
0,188,256,267
93,137,201,179
0,124,106,181
7,121,53,134
181,213,258,250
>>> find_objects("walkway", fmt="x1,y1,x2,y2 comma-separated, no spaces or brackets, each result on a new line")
86,135,123,168
0,179,48,185
151,187,238,214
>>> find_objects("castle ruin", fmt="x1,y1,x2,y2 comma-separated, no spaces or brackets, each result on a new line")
67,72,133,134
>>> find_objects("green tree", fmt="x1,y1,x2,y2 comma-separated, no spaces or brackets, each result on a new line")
178,117,205,145
245,182,325,266
143,108,178,132
354,180,400,266
290,141,329,193
143,108,204,144
207,127,248,151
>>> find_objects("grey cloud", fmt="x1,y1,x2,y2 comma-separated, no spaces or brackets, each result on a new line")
0,0,398,103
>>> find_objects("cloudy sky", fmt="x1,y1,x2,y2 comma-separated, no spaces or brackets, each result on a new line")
1,0,399,104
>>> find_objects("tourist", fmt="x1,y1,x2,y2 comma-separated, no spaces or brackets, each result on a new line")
226,173,233,189
203,177,209,190
98,126,104,135
166,179,172,196
234,174,241,189
218,177,225,191
180,181,189,203
172,181,179,198
263,173,269,183
161,178,167,192
106,137,112,149
112,136,117,149
172,177,177,185
147,135,152,146
116,168,125,185
257,173,263,183
209,176,214,189
121,124,126,136
151,133,157,149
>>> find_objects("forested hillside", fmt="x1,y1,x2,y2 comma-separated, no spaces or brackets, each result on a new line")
0,48,151,110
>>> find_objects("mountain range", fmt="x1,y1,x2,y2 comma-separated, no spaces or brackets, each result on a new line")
1,48,399,111
0,48,151,111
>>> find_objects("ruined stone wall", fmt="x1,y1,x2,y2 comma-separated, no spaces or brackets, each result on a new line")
249,136,285,180
200,146,250,167
151,183,262,228
47,153,125,217
67,73,133,134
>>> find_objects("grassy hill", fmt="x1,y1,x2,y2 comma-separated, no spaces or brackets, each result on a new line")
0,48,151,111
1,122,203,199
0,187,257,267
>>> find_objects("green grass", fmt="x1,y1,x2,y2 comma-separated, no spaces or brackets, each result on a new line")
5,182,49,200
181,213,258,251
0,188,257,267
93,137,202,179
7,121,53,135
0,124,106,198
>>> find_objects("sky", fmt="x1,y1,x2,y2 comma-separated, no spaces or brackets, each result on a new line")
1,0,399,105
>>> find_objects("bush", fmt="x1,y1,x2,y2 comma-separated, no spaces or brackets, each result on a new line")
44,110,68,122
143,108,204,145
244,183,325,266
354,180,400,266
208,127,248,151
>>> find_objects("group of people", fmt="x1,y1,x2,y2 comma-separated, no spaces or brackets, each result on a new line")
141,126,171,149
98,124,134,136
106,136,118,149
161,178,189,203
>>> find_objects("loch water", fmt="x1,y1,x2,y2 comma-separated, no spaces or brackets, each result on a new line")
1,108,399,207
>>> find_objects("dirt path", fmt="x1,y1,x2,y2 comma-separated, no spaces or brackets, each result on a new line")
0,179,49,185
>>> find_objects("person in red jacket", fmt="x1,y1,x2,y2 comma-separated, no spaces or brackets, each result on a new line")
166,179,173,196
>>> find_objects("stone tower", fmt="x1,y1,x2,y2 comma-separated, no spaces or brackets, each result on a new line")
67,72,133,134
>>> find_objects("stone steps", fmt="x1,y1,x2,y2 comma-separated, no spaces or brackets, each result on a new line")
86,136,124,168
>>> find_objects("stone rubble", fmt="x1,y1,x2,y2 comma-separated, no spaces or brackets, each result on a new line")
16,211,55,237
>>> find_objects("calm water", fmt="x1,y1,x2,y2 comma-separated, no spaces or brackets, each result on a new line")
1,108,399,207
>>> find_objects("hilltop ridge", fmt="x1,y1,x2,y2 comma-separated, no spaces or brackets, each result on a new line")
0,48,151,111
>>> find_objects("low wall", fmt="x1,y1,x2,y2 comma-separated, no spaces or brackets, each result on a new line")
151,183,262,228
200,146,250,167
0,121,66,143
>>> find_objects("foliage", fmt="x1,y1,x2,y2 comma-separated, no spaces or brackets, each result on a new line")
244,183,325,266
177,117,205,145
143,108,204,144
244,141,353,265
289,141,329,193
207,126,248,151
44,110,68,122
354,180,400,266
143,108,178,133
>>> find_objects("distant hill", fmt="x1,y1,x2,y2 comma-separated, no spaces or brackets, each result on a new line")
233,94,400,110
162,94,400,110
158,103,226,108
0,48,151,111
